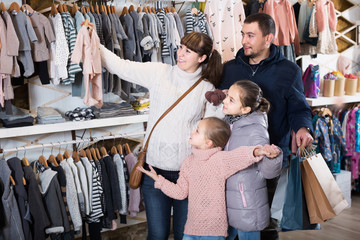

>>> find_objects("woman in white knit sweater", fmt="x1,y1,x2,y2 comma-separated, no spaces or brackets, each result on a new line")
100,32,222,240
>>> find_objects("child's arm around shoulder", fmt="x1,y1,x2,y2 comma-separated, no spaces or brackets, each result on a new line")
137,159,191,200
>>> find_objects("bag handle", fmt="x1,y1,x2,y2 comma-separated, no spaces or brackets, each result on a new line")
142,78,203,152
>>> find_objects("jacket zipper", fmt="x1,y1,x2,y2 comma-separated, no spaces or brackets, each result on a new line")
239,183,247,208
239,57,264,77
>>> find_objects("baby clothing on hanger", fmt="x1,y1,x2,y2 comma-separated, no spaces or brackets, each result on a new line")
71,25,103,108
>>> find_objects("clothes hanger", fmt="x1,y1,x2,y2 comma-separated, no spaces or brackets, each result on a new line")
73,151,80,162
21,148,29,167
90,5,95,13
63,3,68,12
107,5,111,14
0,2,6,12
56,152,64,162
95,4,100,14
124,143,131,155
137,6,142,13
51,3,58,16
147,6,151,13
58,3,64,13
320,107,332,117
96,148,101,160
129,5,135,13
171,6,176,13
48,153,58,166
79,149,86,158
121,6,128,16
38,154,49,167
8,2,20,13
111,146,118,155
86,149,93,161
64,150,71,159
117,143,123,155
21,4,34,15
72,3,79,16
111,6,116,14
81,6,87,14
90,147,98,161
10,175,15,186
143,6,148,13
100,146,108,157
151,7,156,14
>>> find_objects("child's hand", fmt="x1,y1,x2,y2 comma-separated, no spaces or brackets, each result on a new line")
254,144,281,159
137,164,159,182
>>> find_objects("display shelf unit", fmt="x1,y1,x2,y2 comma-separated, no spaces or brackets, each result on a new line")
0,114,149,139
306,93,360,107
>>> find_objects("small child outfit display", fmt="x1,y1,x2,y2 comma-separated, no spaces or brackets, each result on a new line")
71,25,103,108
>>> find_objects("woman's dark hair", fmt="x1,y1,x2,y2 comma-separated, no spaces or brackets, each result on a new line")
203,117,231,149
233,80,270,114
180,32,223,88
244,13,276,38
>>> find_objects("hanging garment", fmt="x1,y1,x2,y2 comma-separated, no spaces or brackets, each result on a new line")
71,25,103,108
80,157,93,214
23,165,50,240
113,153,128,220
48,13,69,85
87,160,104,223
75,159,90,216
66,157,85,218
261,0,300,54
7,157,32,240
48,163,74,237
36,163,67,236
9,10,37,77
0,159,25,240
0,11,20,77
60,160,82,232
157,9,171,64
204,0,245,62
60,12,82,85
345,109,360,180
124,152,141,217
315,0,337,54
29,11,55,62
245,0,268,17
96,157,112,229
0,74,14,108
185,8,212,38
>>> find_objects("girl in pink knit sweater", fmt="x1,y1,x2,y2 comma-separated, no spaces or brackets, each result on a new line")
137,117,281,239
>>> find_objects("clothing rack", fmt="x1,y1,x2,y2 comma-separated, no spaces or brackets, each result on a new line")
0,131,145,154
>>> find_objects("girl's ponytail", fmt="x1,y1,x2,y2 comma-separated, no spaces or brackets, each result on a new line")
201,49,223,88
258,97,270,114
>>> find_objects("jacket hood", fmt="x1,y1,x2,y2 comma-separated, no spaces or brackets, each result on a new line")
231,111,268,131
235,44,285,66
39,169,58,194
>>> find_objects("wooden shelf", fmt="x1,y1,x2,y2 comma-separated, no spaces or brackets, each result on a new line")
306,93,360,107
0,114,149,139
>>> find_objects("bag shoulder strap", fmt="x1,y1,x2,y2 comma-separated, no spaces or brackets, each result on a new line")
142,78,203,152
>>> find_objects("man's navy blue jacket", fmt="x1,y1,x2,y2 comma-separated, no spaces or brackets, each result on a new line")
220,44,313,162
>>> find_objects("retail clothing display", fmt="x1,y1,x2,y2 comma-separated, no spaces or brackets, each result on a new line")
91,102,137,118
36,107,65,124
72,25,103,108
204,0,245,62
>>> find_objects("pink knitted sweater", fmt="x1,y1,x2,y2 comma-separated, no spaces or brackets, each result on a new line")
155,146,262,237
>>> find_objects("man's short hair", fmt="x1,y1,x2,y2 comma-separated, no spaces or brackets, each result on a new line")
244,13,276,37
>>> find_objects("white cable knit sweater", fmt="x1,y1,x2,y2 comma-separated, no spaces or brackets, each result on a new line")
100,45,217,170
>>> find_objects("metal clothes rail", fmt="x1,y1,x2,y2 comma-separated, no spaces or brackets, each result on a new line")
0,131,145,154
